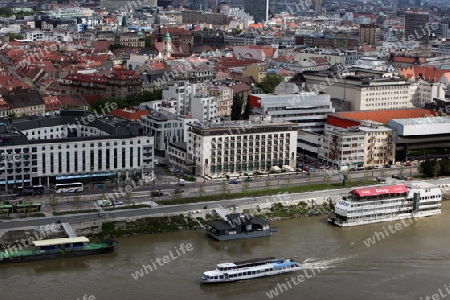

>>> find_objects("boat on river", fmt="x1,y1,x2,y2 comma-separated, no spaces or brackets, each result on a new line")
200,256,301,283
328,181,442,227
0,236,117,263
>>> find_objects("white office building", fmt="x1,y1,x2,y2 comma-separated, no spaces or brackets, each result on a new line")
186,115,298,176
0,110,154,189
250,92,335,133
190,94,217,123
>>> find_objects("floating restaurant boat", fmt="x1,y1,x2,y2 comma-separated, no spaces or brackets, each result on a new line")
0,236,117,263
200,257,301,283
328,181,442,227
205,211,273,241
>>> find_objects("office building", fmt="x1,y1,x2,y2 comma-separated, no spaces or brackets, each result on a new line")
404,10,430,44
0,110,154,190
186,115,298,176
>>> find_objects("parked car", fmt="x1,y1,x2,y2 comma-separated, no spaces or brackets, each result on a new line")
392,174,399,179
404,162,412,167
113,200,123,205
229,179,241,184
384,164,392,168
244,177,254,181
174,188,184,193
169,167,180,173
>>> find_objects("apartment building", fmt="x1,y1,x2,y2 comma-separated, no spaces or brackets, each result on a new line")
242,65,266,83
60,70,142,100
209,86,233,117
0,110,154,190
318,122,395,170
191,94,217,123
410,81,446,107
186,116,298,176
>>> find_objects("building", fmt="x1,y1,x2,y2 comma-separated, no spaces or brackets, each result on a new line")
185,115,298,176
209,86,233,117
0,110,154,190
244,0,268,23
181,11,231,25
60,71,142,100
387,117,450,162
190,94,217,122
140,111,199,156
404,10,430,45
318,121,396,170
359,24,380,45
242,65,266,83
302,70,414,111
4,90,46,117
191,0,208,11
249,92,335,133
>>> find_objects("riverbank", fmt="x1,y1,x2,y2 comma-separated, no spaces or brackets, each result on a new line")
1,181,449,244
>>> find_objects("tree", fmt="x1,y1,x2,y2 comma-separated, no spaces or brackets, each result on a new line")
125,192,133,206
256,74,284,94
399,165,405,176
6,32,23,40
49,195,58,213
219,181,228,195
243,95,251,119
231,94,245,120
439,159,450,175
144,35,152,48
418,160,441,177
241,181,250,196
72,195,82,210
264,178,271,189
284,177,291,188
197,184,206,197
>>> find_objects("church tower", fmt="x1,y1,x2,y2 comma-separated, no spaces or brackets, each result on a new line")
163,32,172,59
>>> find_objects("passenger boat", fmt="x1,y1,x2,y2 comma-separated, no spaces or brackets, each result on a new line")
0,236,118,263
328,181,442,227
200,256,301,283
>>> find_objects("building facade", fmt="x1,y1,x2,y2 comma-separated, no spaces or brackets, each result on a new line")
404,10,430,45
0,110,154,190
318,122,395,170
186,116,298,176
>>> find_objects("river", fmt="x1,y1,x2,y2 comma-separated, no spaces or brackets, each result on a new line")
2,202,450,300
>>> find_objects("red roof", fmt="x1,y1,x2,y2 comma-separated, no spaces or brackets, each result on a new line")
351,184,408,198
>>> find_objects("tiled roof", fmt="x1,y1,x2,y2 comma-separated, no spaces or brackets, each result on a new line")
398,66,449,82
109,108,150,121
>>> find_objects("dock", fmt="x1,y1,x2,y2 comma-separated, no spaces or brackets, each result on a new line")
61,222,77,238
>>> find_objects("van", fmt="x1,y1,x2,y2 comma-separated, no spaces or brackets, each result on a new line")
179,179,185,186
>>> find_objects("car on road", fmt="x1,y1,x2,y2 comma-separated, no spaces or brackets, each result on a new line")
229,179,241,184
384,164,392,168
112,200,123,205
404,162,412,167
169,168,180,173
174,188,185,193
244,177,254,181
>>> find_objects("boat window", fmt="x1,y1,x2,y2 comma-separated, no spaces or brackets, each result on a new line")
219,275,224,279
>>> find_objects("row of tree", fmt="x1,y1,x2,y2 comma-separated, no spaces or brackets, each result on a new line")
90,90,162,112
418,159,450,178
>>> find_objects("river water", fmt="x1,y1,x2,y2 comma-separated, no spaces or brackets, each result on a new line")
2,202,450,300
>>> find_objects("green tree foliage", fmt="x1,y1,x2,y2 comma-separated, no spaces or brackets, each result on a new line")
90,90,163,112
418,160,441,177
109,44,124,51
439,159,450,175
6,32,23,40
231,93,245,120
144,35,152,48
256,74,284,94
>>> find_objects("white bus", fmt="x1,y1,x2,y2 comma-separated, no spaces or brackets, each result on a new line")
55,182,84,193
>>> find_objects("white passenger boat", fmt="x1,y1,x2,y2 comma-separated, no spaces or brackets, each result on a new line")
328,181,442,227
200,257,302,283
